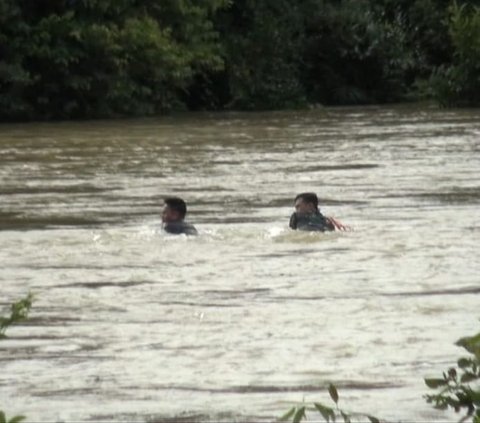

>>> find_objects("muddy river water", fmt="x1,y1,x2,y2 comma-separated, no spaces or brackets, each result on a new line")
1,106,479,422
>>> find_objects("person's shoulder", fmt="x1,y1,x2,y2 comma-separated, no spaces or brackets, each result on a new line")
164,221,197,235
183,222,198,235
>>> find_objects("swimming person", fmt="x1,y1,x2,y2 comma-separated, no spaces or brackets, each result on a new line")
161,197,198,235
289,192,348,232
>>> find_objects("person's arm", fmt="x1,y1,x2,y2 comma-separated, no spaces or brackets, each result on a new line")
326,216,350,231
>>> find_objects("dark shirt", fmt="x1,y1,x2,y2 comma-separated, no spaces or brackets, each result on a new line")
289,211,335,232
163,221,198,235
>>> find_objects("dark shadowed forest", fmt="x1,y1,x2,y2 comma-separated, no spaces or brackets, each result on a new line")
1,0,479,121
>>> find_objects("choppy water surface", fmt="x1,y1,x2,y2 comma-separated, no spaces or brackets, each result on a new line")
1,106,479,422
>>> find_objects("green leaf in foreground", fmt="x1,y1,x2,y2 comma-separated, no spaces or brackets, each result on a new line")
280,407,296,421
0,413,25,423
474,410,480,423
456,333,480,358
293,406,306,423
329,383,339,404
458,358,473,368
367,415,380,423
314,402,335,422
0,293,33,339
340,410,351,423
460,372,479,383
425,378,448,388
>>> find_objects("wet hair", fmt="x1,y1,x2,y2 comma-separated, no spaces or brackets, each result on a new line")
164,197,187,218
294,192,319,210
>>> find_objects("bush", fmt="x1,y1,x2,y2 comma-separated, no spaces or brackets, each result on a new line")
302,0,414,105
425,328,480,422
282,325,480,423
0,294,32,423
0,0,227,120
429,1,480,106
0,293,32,339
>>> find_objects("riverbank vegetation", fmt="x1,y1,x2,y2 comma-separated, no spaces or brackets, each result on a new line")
0,293,32,339
0,0,479,121
0,294,31,423
282,326,480,423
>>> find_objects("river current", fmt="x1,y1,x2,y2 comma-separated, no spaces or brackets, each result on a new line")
1,106,479,422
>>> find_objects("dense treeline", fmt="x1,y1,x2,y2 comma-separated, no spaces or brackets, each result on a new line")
0,0,479,120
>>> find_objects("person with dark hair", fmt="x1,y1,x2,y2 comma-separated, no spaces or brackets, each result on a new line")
289,192,347,232
162,197,198,235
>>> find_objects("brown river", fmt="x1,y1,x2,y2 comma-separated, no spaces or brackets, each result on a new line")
1,106,479,422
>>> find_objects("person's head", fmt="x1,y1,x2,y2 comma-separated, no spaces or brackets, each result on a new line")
294,192,319,214
162,197,187,223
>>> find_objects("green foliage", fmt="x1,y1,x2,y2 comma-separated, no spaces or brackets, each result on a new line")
214,0,307,110
429,1,480,106
0,293,33,339
0,0,478,118
0,0,228,120
425,328,480,422
215,0,417,108
302,0,414,105
280,383,382,423
282,328,480,423
1,295,32,423
0,411,26,423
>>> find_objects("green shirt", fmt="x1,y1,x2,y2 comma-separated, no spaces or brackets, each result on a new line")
289,211,335,232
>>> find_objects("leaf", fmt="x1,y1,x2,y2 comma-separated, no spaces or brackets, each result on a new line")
470,390,480,405
0,411,6,423
460,372,479,383
314,402,335,422
340,411,351,423
280,407,296,422
367,416,380,423
8,416,26,423
458,358,473,368
293,406,306,423
456,332,480,356
425,378,448,388
474,410,480,423
328,383,339,404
